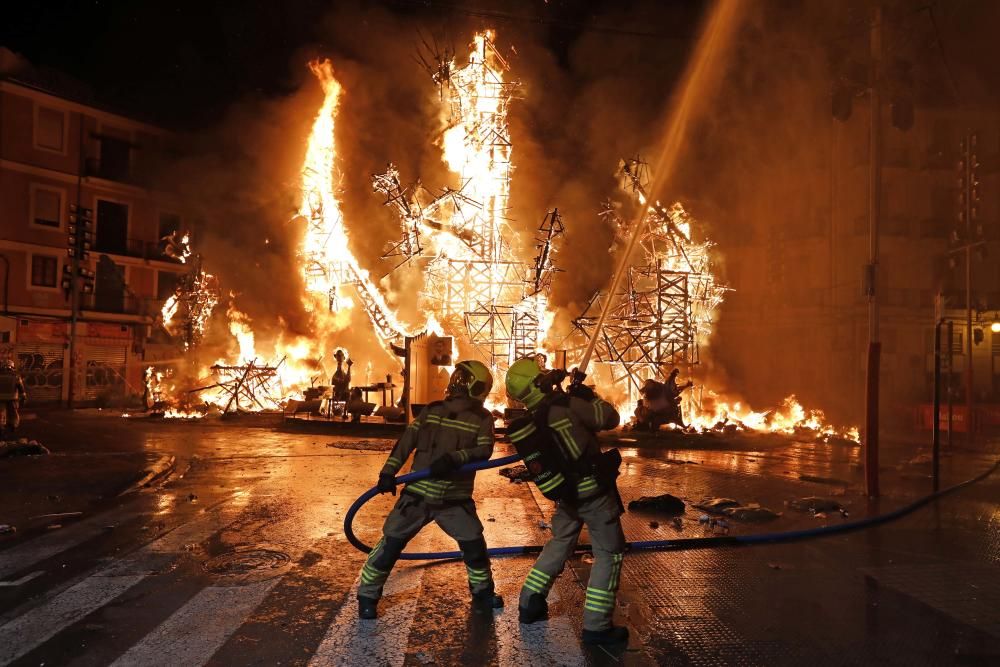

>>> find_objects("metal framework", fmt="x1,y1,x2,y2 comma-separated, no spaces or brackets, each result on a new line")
573,158,727,394
163,255,220,351
374,31,561,371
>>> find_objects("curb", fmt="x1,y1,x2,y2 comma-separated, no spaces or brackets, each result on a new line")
119,454,177,495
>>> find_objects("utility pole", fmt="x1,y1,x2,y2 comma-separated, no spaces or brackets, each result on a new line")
64,117,94,408
957,130,981,443
863,5,882,497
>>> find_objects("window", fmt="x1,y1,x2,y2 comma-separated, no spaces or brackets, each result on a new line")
95,199,129,255
34,106,66,152
98,135,131,181
157,271,180,300
30,255,58,288
31,186,63,228
158,212,181,239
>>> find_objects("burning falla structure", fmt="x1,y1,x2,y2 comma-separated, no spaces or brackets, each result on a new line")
147,29,856,442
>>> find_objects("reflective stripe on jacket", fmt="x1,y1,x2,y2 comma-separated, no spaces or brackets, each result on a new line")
381,396,495,502
509,393,619,501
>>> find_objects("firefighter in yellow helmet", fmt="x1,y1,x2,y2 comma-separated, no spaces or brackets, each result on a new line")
505,357,628,645
357,360,503,619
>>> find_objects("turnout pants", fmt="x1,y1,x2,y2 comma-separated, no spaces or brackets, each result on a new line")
519,491,625,632
3,401,19,432
358,492,495,600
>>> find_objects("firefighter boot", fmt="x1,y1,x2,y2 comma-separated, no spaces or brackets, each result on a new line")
358,596,378,620
582,625,630,646
471,589,504,613
518,593,548,624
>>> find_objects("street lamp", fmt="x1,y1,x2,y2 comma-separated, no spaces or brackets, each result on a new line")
991,322,1000,334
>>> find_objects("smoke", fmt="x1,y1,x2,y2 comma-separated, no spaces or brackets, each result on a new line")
158,0,1000,421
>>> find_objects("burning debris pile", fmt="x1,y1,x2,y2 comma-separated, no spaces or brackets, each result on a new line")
140,27,857,441
161,253,219,351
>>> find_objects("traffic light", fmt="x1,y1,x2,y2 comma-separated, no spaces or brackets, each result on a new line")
67,204,93,259
61,265,73,300
79,267,95,294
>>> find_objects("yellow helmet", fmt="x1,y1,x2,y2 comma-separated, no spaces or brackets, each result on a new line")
448,360,493,401
505,357,545,408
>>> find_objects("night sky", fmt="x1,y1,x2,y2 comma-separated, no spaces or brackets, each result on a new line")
1,0,703,129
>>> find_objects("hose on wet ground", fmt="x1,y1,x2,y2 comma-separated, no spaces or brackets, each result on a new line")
343,453,1000,561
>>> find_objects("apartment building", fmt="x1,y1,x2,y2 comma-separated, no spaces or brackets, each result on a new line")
0,69,187,405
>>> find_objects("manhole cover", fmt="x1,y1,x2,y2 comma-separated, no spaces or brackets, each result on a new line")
203,544,292,584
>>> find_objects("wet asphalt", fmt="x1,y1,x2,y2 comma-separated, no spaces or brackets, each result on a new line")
0,413,998,665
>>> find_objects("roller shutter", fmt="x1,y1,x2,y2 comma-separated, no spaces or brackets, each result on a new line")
82,344,127,401
15,343,65,403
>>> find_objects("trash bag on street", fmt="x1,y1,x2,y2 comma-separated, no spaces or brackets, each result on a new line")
627,493,686,514
0,440,50,457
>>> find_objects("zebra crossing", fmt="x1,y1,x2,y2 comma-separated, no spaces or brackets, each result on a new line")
0,489,599,666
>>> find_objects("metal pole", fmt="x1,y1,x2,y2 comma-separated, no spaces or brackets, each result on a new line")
964,130,974,444
67,113,84,408
863,5,882,497
947,320,953,448
933,319,941,492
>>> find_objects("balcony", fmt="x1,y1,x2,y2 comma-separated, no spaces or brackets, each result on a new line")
125,238,177,262
93,238,181,264
81,294,163,317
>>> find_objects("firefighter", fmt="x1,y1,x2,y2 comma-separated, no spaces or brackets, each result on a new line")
0,359,27,435
504,357,629,645
357,360,503,619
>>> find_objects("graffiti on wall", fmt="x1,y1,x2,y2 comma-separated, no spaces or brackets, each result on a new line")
85,360,125,391
18,352,64,392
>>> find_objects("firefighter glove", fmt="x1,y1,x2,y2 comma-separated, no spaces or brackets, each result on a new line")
429,455,459,478
376,472,397,495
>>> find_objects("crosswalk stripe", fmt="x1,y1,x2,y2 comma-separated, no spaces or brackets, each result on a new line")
495,614,585,667
0,496,247,662
491,565,585,666
309,567,424,667
110,580,279,667
0,504,142,579
0,574,145,664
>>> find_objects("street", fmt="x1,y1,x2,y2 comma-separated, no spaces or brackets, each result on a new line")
0,413,998,665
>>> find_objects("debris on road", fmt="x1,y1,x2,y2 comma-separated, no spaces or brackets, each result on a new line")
698,514,710,523
692,497,740,513
0,439,50,458
538,520,551,530
788,497,843,513
498,465,531,482
627,493,685,514
187,493,198,503
723,505,781,521
649,521,659,529
671,517,683,530
414,651,435,665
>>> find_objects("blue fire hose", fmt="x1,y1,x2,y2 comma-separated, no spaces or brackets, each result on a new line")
344,453,1000,561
